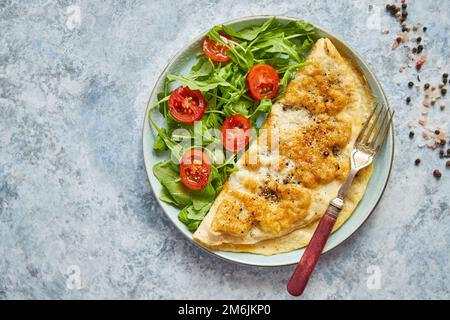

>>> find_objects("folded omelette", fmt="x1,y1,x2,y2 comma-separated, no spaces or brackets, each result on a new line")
193,38,373,255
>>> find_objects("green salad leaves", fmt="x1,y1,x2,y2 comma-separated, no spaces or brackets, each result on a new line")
150,18,315,231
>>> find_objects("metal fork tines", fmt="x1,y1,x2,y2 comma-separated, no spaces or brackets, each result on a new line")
336,103,394,201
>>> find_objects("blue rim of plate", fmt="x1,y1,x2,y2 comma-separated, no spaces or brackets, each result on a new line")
142,15,394,267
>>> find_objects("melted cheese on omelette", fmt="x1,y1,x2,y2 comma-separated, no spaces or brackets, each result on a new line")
193,38,374,255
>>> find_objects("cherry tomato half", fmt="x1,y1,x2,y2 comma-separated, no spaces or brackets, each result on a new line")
203,34,231,62
168,86,207,124
179,149,211,190
221,114,252,153
247,64,280,101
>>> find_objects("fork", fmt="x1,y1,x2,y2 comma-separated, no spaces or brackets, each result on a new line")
287,103,394,297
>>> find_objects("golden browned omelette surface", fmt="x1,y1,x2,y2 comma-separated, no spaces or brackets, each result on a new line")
193,38,374,255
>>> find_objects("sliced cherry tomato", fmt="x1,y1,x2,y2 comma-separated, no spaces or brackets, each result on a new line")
179,149,211,190
221,114,252,153
203,34,231,62
168,86,207,124
247,64,280,101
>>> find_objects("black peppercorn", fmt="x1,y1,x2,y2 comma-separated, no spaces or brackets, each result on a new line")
440,150,445,158
412,47,418,54
396,36,402,43
323,151,329,157
415,158,421,166
416,37,422,43
417,45,424,53
442,88,447,95
447,149,450,156
402,3,407,10
409,131,415,138
408,81,414,88
423,26,428,32
402,11,408,18
446,160,450,168
443,73,449,79
424,83,430,90
435,130,441,135
386,4,392,11
406,97,411,104
433,169,442,178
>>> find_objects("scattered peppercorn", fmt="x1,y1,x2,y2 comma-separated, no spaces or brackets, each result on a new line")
423,26,428,32
417,45,424,53
402,11,408,18
323,151,329,157
433,169,442,178
396,36,402,43
443,73,449,79
406,97,411,104
402,3,407,10
412,47,418,54
441,140,447,146
416,55,427,69
416,37,422,43
439,150,445,158
409,131,415,138
408,81,414,88
447,149,450,156
435,130,441,135
446,161,450,168
424,83,430,90
441,88,447,95
441,104,446,111
388,6,397,15
415,158,421,166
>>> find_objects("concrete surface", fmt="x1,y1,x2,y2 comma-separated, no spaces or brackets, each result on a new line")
0,0,449,299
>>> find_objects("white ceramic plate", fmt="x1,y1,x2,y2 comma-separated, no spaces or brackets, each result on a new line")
142,16,394,267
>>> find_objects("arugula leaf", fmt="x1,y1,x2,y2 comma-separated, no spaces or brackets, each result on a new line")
167,74,229,92
189,58,213,78
191,183,216,210
223,100,251,117
221,17,275,41
207,28,254,71
153,160,192,207
153,128,168,151
254,37,302,63
159,186,177,205
249,98,272,119
178,205,203,232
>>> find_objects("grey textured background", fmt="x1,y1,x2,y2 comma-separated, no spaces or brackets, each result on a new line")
1,0,449,299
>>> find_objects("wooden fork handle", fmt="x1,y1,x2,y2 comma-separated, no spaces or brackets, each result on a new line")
287,205,341,296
